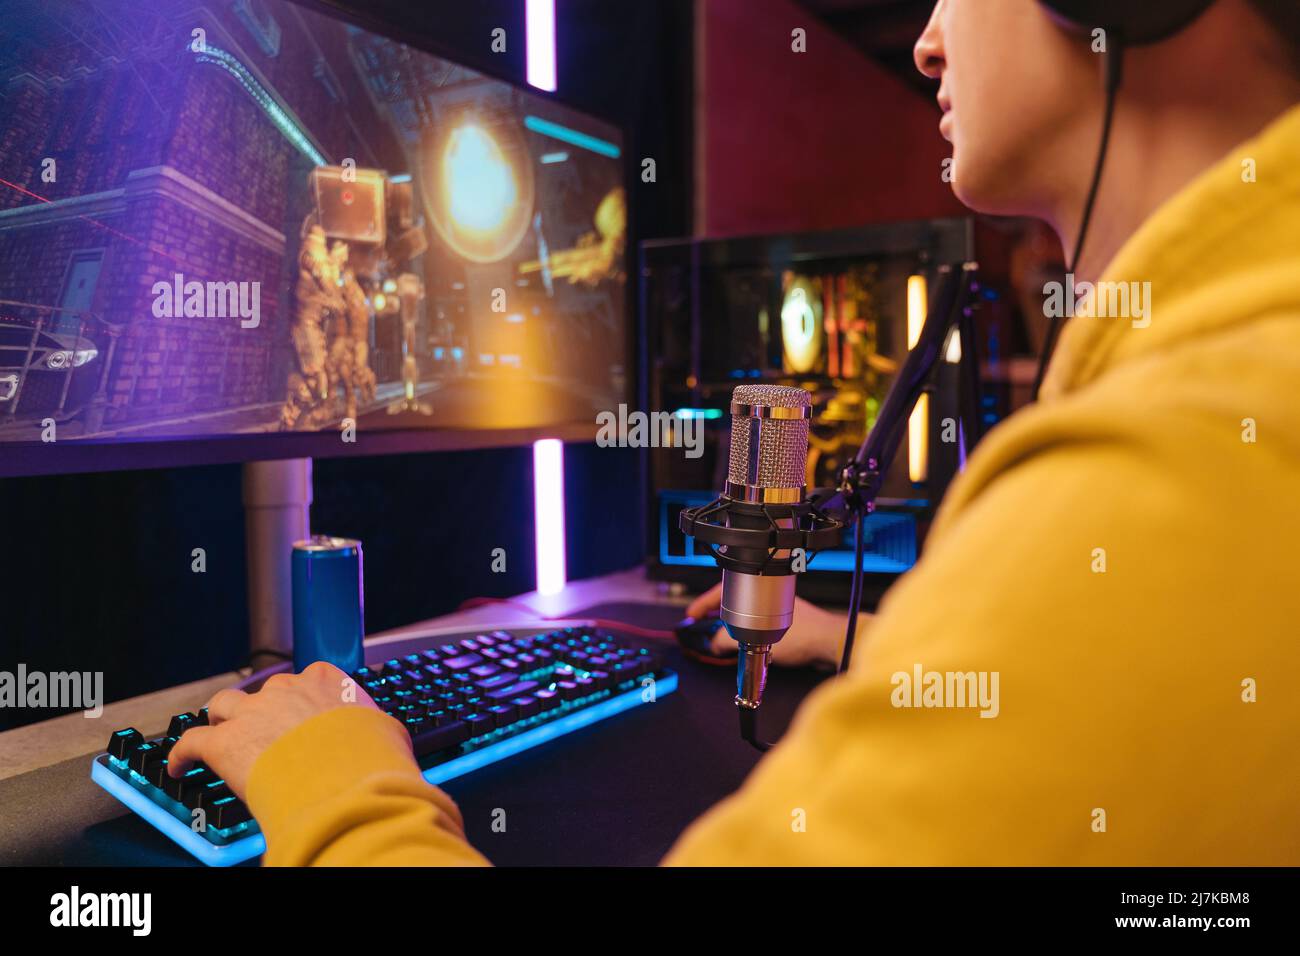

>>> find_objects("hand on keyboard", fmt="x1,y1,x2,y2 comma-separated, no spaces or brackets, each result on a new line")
167,661,385,798
95,626,675,863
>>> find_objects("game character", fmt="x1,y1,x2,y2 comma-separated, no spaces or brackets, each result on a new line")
280,225,345,430
324,240,378,423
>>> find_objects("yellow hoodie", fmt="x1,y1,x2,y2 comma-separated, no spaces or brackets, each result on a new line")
247,104,1300,866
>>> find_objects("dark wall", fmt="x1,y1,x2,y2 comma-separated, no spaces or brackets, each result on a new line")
0,0,690,730
697,0,962,237
0,464,250,731
310,442,644,637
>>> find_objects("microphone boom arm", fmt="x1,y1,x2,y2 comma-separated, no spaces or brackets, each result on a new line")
819,261,982,677
829,262,980,520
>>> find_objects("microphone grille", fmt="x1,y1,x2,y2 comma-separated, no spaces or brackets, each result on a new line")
731,384,812,409
727,385,811,490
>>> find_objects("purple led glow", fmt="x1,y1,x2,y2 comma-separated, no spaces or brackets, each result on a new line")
533,438,566,595
526,0,557,92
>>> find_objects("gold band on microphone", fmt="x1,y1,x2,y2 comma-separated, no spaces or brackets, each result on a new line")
724,482,805,504
730,402,811,421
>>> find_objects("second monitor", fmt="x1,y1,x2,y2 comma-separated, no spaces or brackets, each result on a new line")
0,0,628,473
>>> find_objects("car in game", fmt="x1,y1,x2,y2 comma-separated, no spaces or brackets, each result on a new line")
0,315,101,419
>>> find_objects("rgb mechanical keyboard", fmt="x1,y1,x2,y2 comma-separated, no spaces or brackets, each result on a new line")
90,621,677,866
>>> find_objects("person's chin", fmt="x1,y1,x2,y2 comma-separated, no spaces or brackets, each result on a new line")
949,154,1024,218
947,157,985,211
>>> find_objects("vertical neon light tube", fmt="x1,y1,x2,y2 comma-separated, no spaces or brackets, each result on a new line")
907,274,929,484
533,439,566,595
526,0,557,92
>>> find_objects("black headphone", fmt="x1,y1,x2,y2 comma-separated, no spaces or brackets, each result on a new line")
1029,0,1217,400
1039,0,1217,46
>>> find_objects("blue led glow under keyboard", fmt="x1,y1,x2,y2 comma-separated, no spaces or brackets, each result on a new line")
90,622,677,866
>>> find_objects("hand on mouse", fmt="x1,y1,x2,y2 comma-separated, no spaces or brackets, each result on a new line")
683,582,870,669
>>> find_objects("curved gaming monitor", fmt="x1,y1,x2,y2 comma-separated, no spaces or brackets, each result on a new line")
0,0,629,477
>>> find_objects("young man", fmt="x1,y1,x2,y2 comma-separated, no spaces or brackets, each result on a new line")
169,0,1300,865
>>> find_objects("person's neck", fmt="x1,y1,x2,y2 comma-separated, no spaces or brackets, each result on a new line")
1051,69,1300,285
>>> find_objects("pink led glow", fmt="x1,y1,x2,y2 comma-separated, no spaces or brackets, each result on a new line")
533,438,566,595
526,0,557,92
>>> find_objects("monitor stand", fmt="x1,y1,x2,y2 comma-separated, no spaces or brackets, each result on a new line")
242,457,312,661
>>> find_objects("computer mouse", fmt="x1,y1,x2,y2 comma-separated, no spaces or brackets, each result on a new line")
673,613,730,660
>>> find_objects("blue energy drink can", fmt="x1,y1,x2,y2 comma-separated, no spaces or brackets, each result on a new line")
292,535,364,674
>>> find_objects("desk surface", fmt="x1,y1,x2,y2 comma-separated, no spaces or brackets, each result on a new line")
0,570,829,866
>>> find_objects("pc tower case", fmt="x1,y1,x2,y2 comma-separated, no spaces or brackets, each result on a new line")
640,218,993,606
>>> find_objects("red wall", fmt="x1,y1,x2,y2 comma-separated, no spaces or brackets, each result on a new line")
696,0,964,237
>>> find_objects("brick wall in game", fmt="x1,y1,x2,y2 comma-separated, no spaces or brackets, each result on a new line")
103,176,288,425
0,0,382,434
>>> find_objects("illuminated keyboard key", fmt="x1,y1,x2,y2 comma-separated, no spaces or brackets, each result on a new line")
108,728,143,761
486,680,539,702
511,696,540,719
128,742,165,774
442,654,483,672
411,720,469,756
534,688,560,711
210,796,251,829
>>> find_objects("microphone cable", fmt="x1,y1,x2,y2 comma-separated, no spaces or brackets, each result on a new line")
738,513,867,749
739,705,771,752
1031,41,1125,402
838,513,867,674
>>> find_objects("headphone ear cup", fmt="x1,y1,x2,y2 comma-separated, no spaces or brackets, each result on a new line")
1038,0,1217,46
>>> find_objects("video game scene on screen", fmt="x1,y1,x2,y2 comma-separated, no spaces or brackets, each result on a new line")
0,0,626,442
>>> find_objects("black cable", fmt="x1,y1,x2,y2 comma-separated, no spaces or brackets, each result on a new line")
738,513,864,748
739,706,772,752
838,513,867,673
1031,42,1125,402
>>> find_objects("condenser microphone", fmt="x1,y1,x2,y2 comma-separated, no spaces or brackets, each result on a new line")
678,384,839,747
719,384,812,711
